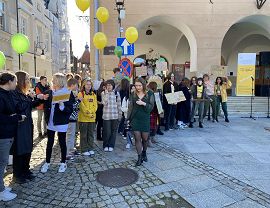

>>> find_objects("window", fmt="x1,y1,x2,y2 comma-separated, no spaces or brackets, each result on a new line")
36,26,42,43
45,33,50,53
37,3,41,12
0,1,5,31
20,17,27,35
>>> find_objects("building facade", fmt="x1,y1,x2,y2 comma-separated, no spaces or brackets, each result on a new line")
90,0,270,96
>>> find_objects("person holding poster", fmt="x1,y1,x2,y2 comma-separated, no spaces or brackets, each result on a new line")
189,78,209,128
163,72,178,131
176,78,191,129
214,77,232,123
41,73,75,173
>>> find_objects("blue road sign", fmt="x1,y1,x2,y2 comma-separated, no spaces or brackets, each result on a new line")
117,38,134,56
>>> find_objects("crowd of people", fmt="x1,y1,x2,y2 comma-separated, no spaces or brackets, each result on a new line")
0,68,231,201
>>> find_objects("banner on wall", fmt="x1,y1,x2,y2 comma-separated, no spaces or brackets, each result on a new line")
236,53,256,96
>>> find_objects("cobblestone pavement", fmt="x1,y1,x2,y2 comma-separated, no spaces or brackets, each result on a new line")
1,114,270,208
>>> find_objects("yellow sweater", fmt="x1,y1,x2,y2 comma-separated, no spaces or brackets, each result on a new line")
78,91,98,122
214,80,232,103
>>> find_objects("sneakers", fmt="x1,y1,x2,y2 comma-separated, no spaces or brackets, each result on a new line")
0,189,17,201
104,147,109,152
58,163,67,173
41,163,50,173
108,147,114,152
82,151,91,156
225,117,230,123
5,187,12,192
89,150,95,156
126,143,131,149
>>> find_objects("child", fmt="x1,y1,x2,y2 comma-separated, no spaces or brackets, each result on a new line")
78,78,98,156
102,79,122,152
66,78,82,160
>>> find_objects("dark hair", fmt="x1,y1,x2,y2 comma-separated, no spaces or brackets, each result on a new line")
190,76,197,86
197,77,203,84
167,72,175,80
67,78,79,87
97,82,106,96
148,82,157,92
130,84,135,91
215,77,223,85
120,78,130,92
203,74,209,79
40,76,47,81
74,74,81,81
66,73,74,80
113,68,121,74
15,71,29,93
105,79,115,89
135,77,147,93
0,72,16,85
181,78,190,88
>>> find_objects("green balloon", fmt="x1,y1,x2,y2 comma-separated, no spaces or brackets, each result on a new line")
159,57,166,62
11,33,30,54
0,51,6,70
114,46,123,58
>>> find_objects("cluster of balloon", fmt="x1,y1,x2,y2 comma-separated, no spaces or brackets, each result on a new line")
11,33,30,55
75,0,91,12
0,51,6,70
93,32,107,50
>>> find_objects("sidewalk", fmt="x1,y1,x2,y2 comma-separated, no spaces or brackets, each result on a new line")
1,114,270,207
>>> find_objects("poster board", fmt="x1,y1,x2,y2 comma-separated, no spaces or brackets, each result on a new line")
135,66,147,77
165,91,186,104
154,93,163,114
236,53,256,96
210,65,227,78
52,93,70,104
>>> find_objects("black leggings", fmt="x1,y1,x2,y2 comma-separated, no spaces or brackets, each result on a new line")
133,131,149,155
46,130,67,163
13,153,31,178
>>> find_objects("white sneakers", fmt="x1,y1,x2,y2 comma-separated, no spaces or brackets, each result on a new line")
82,151,95,156
41,162,67,173
0,189,17,201
41,163,50,173
82,151,91,156
89,150,95,156
126,143,131,149
104,147,114,152
58,163,67,173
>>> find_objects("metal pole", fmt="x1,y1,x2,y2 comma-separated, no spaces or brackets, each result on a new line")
34,42,37,77
16,0,21,70
267,77,270,118
94,0,100,80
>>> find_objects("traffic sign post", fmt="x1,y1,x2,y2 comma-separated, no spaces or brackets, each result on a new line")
119,58,133,78
117,38,134,56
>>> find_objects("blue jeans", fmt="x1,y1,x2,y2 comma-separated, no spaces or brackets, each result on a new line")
0,138,13,192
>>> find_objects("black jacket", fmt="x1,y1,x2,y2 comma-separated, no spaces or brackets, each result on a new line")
44,90,75,126
34,82,50,94
11,89,42,155
0,88,22,139
190,85,208,100
163,80,178,106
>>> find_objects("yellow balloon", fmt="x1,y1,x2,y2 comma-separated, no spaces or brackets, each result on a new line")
96,7,109,23
93,32,107,49
125,27,138,44
75,0,91,12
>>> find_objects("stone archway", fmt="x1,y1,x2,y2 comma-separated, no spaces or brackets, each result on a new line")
135,15,198,73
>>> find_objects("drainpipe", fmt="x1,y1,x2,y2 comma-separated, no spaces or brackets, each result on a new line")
94,0,100,80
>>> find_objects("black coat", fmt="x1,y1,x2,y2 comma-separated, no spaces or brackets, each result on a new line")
163,80,178,106
176,85,191,123
44,90,75,126
11,89,42,155
0,88,22,139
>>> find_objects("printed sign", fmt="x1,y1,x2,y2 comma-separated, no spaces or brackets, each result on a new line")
117,38,134,56
165,91,186,104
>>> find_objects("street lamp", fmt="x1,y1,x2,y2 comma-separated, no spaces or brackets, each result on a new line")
34,41,46,77
115,0,125,37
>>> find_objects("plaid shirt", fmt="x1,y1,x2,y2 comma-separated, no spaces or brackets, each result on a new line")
102,91,122,120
